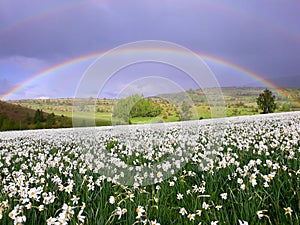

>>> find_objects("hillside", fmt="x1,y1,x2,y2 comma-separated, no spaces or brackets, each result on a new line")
0,100,71,131
4,87,300,129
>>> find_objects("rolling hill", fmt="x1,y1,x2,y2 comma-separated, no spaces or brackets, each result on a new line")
0,100,71,131
2,87,300,130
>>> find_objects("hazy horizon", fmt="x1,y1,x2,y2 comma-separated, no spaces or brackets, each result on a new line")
5,86,295,101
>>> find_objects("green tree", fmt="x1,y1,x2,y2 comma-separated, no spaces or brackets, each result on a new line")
0,113,16,131
112,94,141,124
179,101,193,121
256,89,276,114
130,98,162,117
25,112,32,124
0,113,8,128
34,109,44,123
112,94,162,124
46,113,56,128
280,102,291,112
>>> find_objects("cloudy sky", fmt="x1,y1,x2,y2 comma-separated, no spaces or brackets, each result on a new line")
0,0,300,100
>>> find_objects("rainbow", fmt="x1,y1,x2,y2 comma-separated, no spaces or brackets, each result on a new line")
0,47,291,102
0,1,298,103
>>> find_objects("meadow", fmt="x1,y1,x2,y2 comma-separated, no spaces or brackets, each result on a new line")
0,112,299,224
9,88,300,128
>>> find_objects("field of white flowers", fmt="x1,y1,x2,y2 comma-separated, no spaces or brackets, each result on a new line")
0,112,299,225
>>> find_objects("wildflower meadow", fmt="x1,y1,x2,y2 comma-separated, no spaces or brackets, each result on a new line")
0,112,299,224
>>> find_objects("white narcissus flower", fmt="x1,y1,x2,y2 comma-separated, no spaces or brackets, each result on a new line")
109,196,116,204
284,207,293,216
115,207,123,220
71,195,80,205
150,219,160,225
115,207,127,220
77,209,85,223
256,210,267,219
28,187,39,199
179,207,187,215
215,205,222,210
8,209,18,220
47,217,57,225
177,193,183,200
196,210,202,216
250,178,257,187
238,219,249,225
127,192,135,201
263,182,269,188
15,215,26,223
220,193,228,200
2,200,9,208
37,204,44,211
199,186,205,193
202,202,210,210
157,172,163,178
81,202,86,210
136,206,145,219
187,213,195,221
65,184,73,194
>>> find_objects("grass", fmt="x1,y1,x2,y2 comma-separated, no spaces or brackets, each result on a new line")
8,87,300,118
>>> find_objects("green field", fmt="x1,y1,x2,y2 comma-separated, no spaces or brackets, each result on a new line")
4,87,300,128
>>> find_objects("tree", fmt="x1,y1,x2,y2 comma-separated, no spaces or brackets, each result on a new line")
112,94,141,124
256,89,276,114
280,102,291,112
112,94,162,124
0,113,8,128
130,98,162,117
34,109,44,123
0,113,17,131
46,113,56,128
179,101,193,121
25,112,32,124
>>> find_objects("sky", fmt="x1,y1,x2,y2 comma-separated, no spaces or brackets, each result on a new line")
0,0,300,100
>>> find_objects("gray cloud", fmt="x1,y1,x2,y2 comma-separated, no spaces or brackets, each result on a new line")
0,0,299,99
0,78,11,95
